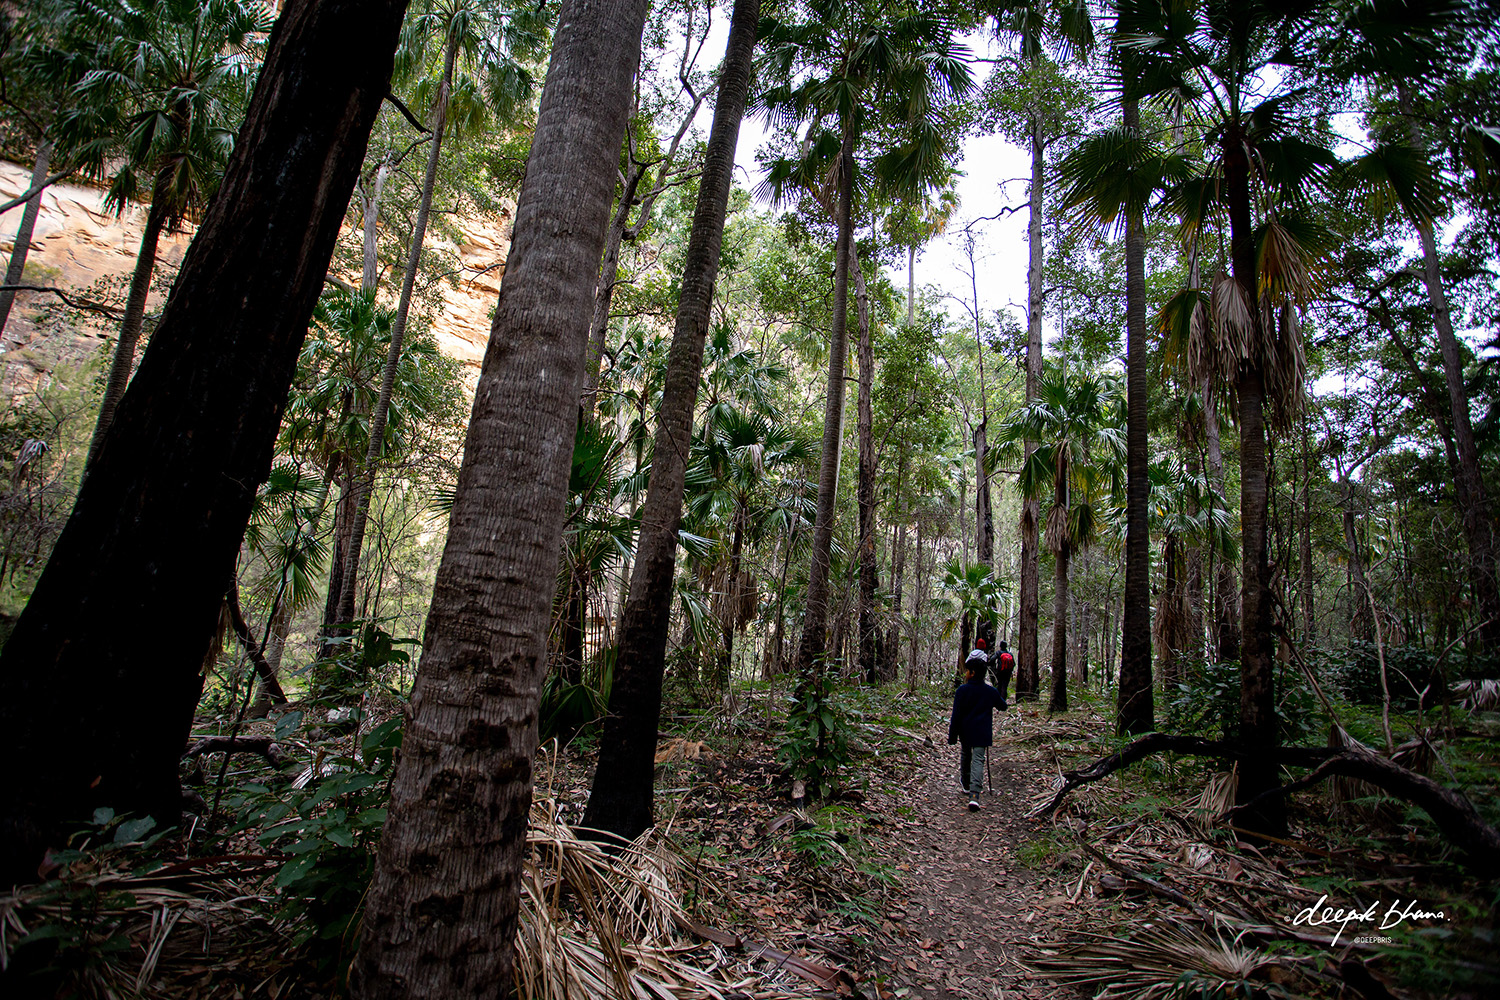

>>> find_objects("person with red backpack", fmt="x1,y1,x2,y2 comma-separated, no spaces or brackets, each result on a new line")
992,640,1015,703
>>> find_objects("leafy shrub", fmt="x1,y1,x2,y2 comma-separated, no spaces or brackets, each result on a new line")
779,669,848,799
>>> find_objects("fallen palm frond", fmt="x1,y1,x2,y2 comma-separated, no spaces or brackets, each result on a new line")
1030,922,1296,1000
518,799,833,999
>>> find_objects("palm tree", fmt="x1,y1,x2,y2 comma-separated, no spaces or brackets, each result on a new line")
999,366,1123,713
0,0,411,880
329,0,545,642
758,2,971,696
577,0,761,844
41,0,273,473
349,1,665,986
987,0,1095,703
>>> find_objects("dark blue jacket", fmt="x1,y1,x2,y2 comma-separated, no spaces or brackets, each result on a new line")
948,681,1006,747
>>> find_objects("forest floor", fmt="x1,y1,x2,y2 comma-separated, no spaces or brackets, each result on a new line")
5,680,1497,999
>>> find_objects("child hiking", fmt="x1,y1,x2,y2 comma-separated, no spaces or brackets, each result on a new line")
947,644,1008,812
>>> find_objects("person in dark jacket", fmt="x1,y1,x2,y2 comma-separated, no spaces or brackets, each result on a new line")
947,656,1007,811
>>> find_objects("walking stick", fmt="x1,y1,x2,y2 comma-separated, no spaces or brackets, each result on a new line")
986,750,993,796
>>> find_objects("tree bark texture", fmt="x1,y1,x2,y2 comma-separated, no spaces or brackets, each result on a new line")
0,0,410,880
792,121,855,684
352,2,650,993
85,195,167,474
576,0,758,847
1225,127,1284,836
1017,115,1044,700
1204,378,1240,661
1117,93,1153,734
854,248,879,684
0,141,52,337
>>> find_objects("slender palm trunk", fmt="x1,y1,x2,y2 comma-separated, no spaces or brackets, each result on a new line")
885,446,908,682
1300,415,1315,642
975,421,995,648
0,141,53,337
1018,115,1044,700
1050,541,1070,712
1117,93,1153,733
792,119,855,683
581,156,646,410
86,195,167,474
854,246,879,683
333,37,458,641
578,0,758,843
0,0,408,880
1225,127,1284,837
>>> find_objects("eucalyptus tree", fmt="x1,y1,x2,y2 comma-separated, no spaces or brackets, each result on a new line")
0,0,411,880
984,0,1094,701
329,0,546,643
758,0,972,691
1000,366,1122,713
352,0,651,989
581,0,761,843
36,0,274,473
1334,0,1500,643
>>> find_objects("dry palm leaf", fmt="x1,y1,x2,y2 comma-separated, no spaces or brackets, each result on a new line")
1030,922,1294,1000
1453,678,1500,712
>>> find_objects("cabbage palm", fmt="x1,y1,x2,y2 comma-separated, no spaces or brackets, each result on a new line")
45,0,272,473
330,0,546,639
1000,366,1124,713
759,1,972,690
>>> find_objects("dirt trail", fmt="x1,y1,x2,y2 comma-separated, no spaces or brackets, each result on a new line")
866,707,1070,999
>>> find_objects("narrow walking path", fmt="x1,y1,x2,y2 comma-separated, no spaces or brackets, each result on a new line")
866,706,1078,999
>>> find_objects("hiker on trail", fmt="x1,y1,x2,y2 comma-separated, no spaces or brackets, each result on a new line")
991,640,1015,702
947,652,1007,812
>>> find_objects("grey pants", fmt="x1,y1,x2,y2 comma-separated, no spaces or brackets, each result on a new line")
960,744,988,795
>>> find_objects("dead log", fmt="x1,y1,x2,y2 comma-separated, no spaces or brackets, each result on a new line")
183,735,290,770
1030,733,1333,819
1227,747,1500,876
1034,732,1500,877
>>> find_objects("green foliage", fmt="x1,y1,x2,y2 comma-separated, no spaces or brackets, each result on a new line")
786,804,897,924
780,671,849,800
228,716,403,979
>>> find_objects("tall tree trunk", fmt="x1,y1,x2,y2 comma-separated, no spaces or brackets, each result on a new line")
1301,415,1316,642
1050,539,1070,713
1204,378,1240,661
1225,127,1285,838
885,446,908,683
1117,93,1153,734
333,35,458,642
1398,84,1500,645
1344,484,1371,642
792,118,855,683
0,0,409,880
716,510,746,689
975,421,995,649
85,195,168,474
854,247,879,684
1017,114,1044,701
355,0,649,992
577,0,758,843
0,141,53,338
581,156,646,411
908,516,924,690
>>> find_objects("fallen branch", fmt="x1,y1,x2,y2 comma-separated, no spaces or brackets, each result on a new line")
1226,746,1500,875
1029,733,1333,818
0,283,123,318
183,735,291,770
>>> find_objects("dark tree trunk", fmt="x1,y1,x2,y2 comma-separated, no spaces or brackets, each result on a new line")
0,0,409,880
854,249,879,684
884,454,907,683
1050,541,1069,713
1225,127,1284,837
1205,379,1240,661
1017,115,1044,701
975,420,995,651
1300,416,1316,642
0,141,52,337
577,0,759,844
792,118,855,683
1117,93,1153,734
85,196,168,474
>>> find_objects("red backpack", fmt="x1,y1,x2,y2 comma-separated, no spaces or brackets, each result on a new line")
996,650,1015,675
